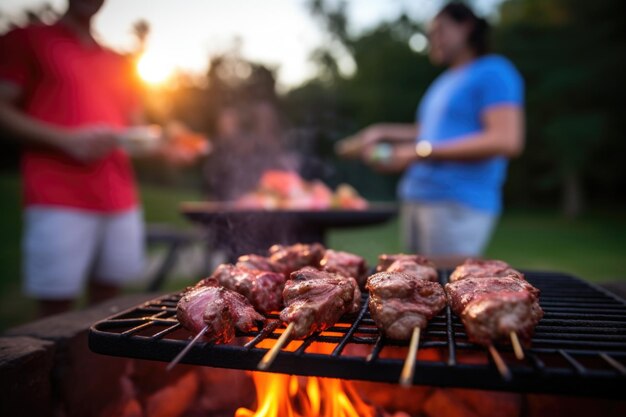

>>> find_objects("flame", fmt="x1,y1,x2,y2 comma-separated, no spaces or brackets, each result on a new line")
235,373,376,417
235,343,376,417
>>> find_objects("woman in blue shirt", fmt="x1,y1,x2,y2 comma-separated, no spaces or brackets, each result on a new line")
338,2,525,260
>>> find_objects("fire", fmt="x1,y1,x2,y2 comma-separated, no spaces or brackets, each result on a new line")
236,341,375,417
235,372,376,417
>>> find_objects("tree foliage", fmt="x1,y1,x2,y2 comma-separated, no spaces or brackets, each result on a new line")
285,0,626,211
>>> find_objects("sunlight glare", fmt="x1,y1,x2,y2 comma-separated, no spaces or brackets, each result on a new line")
137,51,174,85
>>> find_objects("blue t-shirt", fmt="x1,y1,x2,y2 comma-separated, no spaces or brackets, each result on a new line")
398,54,524,214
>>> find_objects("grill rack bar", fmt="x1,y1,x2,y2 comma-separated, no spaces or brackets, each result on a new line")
89,271,626,398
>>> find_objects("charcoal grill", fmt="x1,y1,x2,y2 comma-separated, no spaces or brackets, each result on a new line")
89,271,626,398
179,202,397,260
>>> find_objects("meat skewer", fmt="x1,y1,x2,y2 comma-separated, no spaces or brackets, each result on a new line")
367,272,446,340
198,264,286,313
376,253,439,283
366,269,446,386
368,254,446,386
268,243,326,275
258,267,361,370
446,279,519,379
319,249,368,288
169,285,264,370
236,254,285,275
448,259,541,360
449,258,525,282
446,277,542,345
446,261,544,376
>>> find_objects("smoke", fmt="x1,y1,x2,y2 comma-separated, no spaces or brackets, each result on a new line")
202,100,331,259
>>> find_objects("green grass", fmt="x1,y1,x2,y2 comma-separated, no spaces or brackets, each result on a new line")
1,172,625,331
0,174,201,330
329,210,626,282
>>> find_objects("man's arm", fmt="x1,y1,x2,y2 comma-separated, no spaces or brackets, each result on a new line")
0,81,117,162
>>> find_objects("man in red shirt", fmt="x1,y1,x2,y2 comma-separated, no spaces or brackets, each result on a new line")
0,0,156,316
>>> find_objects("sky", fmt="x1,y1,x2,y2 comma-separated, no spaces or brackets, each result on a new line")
0,0,505,88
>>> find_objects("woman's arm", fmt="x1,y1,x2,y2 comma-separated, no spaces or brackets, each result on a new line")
430,105,524,160
370,105,524,172
336,122,419,158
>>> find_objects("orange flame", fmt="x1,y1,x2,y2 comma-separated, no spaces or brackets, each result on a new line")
235,372,376,417
235,343,376,417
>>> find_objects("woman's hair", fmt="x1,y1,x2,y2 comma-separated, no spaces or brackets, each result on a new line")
437,2,490,56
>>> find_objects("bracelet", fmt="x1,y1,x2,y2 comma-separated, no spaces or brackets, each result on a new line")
415,140,433,158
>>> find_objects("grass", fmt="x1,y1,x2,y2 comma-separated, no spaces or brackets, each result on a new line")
0,174,201,330
329,210,626,282
1,172,625,330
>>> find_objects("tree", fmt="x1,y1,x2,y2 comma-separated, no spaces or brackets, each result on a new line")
496,0,626,216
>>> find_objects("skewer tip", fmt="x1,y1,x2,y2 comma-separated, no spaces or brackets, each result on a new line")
167,325,210,372
257,322,295,371
509,331,525,360
399,327,421,387
488,344,512,381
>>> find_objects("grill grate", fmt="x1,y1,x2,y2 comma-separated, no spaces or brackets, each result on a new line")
89,271,626,398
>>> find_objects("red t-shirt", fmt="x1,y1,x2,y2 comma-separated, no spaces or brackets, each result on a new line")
0,23,139,212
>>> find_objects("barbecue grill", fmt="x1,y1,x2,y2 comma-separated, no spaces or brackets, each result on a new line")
89,270,626,398
180,202,397,259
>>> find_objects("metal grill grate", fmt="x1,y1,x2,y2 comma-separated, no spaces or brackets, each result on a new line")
89,271,626,398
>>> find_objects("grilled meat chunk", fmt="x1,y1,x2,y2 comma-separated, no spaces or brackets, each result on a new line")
176,286,264,343
376,253,435,273
366,272,446,340
319,249,368,288
445,277,543,346
449,259,524,282
209,264,286,313
386,259,439,283
446,276,540,313
280,267,361,339
236,254,286,275
268,243,326,274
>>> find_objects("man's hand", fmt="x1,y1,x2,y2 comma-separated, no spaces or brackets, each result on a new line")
59,125,118,163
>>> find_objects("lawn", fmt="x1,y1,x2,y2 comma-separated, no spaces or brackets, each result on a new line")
1,173,625,330
329,209,626,281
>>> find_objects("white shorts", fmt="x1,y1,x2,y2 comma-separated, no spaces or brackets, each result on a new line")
401,201,498,257
23,206,146,299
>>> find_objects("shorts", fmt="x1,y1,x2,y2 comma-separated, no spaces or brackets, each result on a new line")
23,206,146,299
401,201,498,257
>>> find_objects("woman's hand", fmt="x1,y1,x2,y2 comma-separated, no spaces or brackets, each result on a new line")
335,125,383,159
335,123,419,160
365,142,419,173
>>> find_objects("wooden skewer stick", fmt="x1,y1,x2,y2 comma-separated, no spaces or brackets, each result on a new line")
166,325,209,372
257,322,295,371
510,331,524,360
488,344,512,381
399,327,421,387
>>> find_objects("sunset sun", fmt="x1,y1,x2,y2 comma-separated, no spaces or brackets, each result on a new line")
137,51,174,85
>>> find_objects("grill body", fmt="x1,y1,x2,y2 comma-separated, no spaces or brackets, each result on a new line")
89,271,626,398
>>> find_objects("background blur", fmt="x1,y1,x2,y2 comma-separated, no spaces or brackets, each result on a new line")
1,0,625,329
